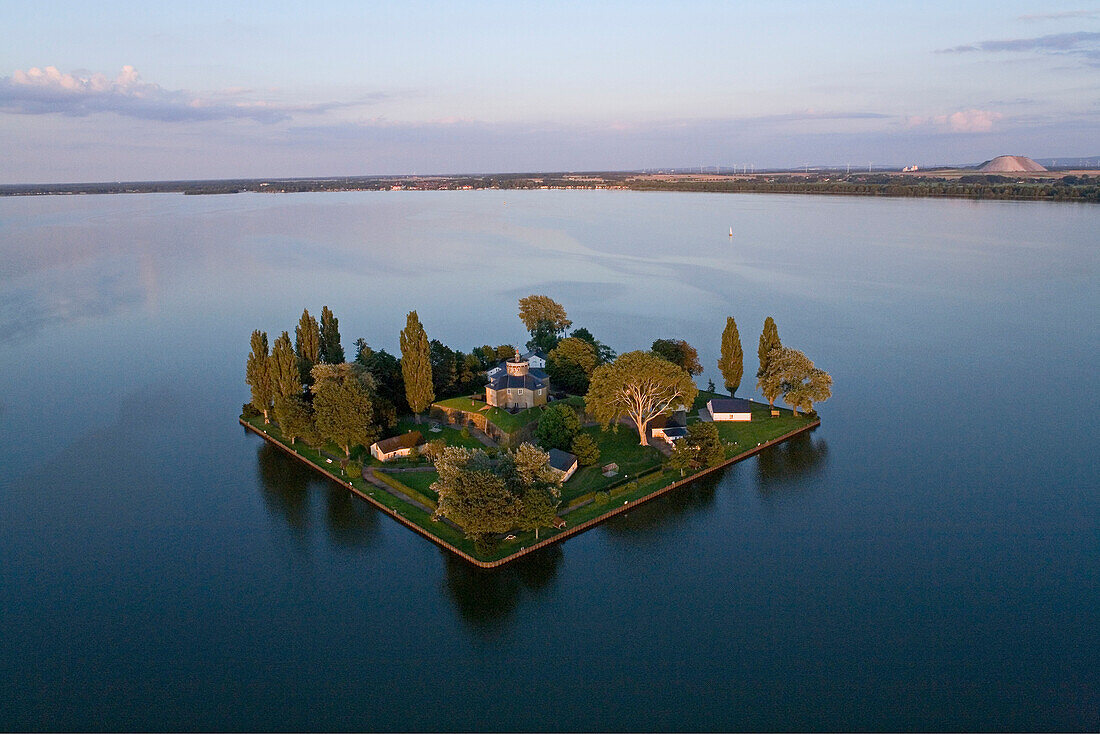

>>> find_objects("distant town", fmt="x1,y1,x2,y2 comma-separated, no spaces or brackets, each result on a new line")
4,155,1099,202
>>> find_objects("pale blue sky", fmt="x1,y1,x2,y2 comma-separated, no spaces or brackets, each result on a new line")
1,1,1098,182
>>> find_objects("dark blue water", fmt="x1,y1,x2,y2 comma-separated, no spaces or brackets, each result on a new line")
1,191,1097,730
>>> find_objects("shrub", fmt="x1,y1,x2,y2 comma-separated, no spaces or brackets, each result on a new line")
345,460,362,478
571,433,600,466
460,426,471,439
594,491,611,505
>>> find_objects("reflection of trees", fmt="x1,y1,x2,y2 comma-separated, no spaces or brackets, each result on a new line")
255,442,377,549
442,545,563,632
600,471,721,538
755,432,829,490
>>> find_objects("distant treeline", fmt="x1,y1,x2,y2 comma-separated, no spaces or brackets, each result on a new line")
625,174,1100,203
3,172,1098,202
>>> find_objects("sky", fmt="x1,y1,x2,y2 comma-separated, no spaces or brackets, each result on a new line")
1,0,1098,183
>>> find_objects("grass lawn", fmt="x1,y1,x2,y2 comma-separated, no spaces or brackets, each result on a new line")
710,402,814,457
395,417,483,449
559,425,663,502
388,469,440,499
434,395,541,434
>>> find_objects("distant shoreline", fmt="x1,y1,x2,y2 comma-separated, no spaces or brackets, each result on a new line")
2,170,1097,203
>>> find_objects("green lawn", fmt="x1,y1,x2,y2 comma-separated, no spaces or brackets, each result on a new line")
395,418,483,449
559,425,663,502
389,469,440,499
434,395,542,433
710,402,813,457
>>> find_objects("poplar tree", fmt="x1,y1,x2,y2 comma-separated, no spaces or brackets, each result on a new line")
269,331,300,400
295,308,321,385
400,310,434,421
757,316,781,379
319,305,344,364
311,364,378,457
245,330,273,423
717,316,744,396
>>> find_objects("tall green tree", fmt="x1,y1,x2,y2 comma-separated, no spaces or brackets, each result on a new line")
273,395,315,445
570,433,601,466
245,330,273,423
757,316,781,380
668,441,695,477
759,346,832,415
319,305,344,364
269,331,300,401
569,327,616,364
651,338,704,376
518,488,559,540
400,310,434,421
717,316,744,396
585,351,699,445
535,403,582,451
295,308,321,386
519,295,571,353
684,422,726,467
432,447,522,539
311,363,378,457
546,337,598,394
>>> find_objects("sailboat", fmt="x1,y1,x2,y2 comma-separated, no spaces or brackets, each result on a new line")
729,227,733,238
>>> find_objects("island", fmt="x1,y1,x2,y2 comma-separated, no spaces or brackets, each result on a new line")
241,297,831,566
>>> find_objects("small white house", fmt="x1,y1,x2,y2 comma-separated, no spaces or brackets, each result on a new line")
370,431,424,462
547,448,579,483
522,350,547,370
708,398,752,422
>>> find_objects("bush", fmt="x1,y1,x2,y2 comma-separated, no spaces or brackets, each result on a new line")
345,460,362,478
242,403,262,419
460,426,471,439
594,491,611,506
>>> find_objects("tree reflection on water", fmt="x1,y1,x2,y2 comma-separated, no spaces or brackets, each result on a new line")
755,432,829,491
441,544,563,631
255,440,377,548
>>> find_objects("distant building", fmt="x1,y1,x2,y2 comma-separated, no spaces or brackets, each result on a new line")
547,448,579,483
370,431,424,462
486,351,550,410
708,398,752,422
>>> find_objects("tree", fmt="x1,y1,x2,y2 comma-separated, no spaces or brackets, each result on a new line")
400,311,434,421
273,394,315,445
429,339,458,398
684,422,725,467
494,344,517,361
295,308,321,385
535,403,582,451
518,294,572,333
502,442,562,497
311,363,378,457
547,337,598,394
585,351,699,445
570,327,616,364
668,440,695,477
759,346,832,415
518,488,559,540
245,330,273,423
571,433,601,466
269,331,300,401
717,316,744,396
432,447,522,539
757,316,781,379
355,339,407,414
319,305,344,364
651,338,704,376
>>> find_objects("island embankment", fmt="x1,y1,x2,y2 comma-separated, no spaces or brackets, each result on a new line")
240,414,820,568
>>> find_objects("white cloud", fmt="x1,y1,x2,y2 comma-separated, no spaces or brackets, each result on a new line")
906,109,1004,133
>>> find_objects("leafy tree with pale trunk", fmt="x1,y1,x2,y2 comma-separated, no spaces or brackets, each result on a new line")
585,351,699,446
399,311,434,422
757,316,781,380
717,317,744,396
245,330,273,423
269,331,300,401
311,363,378,457
319,305,344,364
295,309,321,386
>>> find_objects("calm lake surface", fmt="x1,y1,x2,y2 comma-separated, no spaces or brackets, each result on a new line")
1,190,1097,731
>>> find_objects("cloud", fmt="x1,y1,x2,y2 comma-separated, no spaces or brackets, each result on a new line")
1018,10,1099,22
0,65,381,123
938,31,1100,64
906,109,1004,133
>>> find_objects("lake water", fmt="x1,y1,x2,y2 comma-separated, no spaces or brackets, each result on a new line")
1,190,1097,731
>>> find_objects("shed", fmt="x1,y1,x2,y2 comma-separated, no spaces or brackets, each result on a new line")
547,448,579,483
370,431,424,462
708,398,752,422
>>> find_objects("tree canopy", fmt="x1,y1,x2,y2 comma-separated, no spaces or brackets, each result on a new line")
269,331,300,401
547,337,598,394
758,346,832,415
311,363,378,457
569,327,616,364
651,338,704,376
535,403,582,451
295,309,321,385
585,351,699,445
717,317,744,396
319,305,344,364
757,316,781,379
518,294,572,333
245,330,273,422
399,310,434,418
